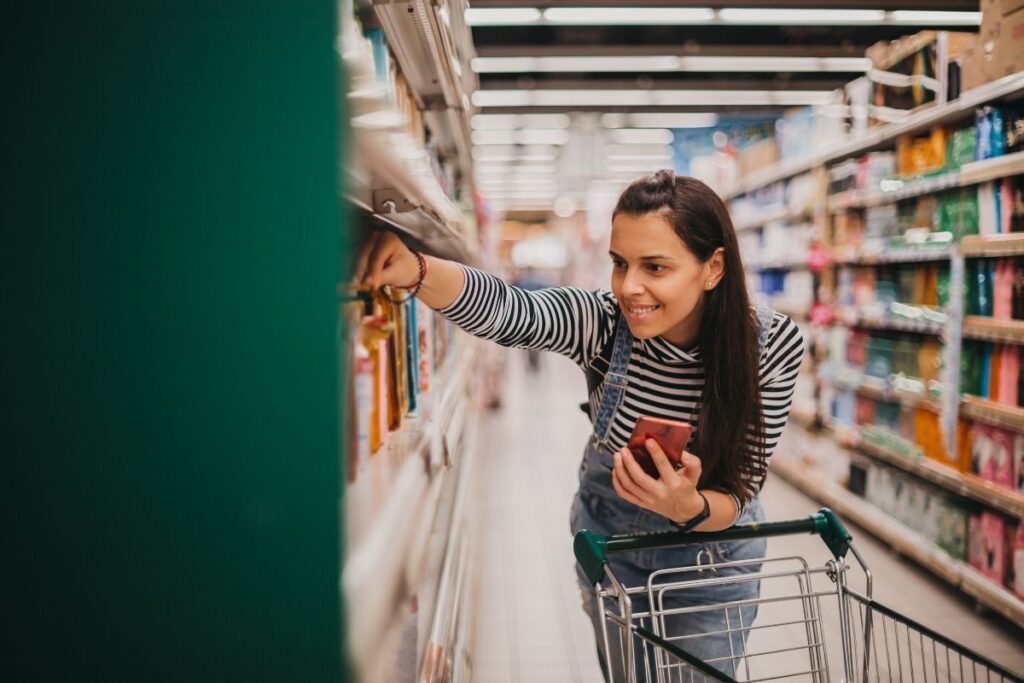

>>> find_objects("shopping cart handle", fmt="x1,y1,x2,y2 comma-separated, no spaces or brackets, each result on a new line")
574,508,852,585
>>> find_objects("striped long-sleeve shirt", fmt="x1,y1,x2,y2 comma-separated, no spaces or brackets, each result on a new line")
439,266,805,497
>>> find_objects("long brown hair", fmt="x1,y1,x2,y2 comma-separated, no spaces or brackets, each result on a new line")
613,170,767,503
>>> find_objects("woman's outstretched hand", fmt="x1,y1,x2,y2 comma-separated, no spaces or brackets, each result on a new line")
611,438,706,524
355,230,421,290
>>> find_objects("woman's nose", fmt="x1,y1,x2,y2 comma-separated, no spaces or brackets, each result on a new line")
621,269,645,295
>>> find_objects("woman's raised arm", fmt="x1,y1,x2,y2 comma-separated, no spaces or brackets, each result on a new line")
355,230,466,311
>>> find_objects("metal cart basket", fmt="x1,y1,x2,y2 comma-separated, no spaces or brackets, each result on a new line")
574,508,1023,683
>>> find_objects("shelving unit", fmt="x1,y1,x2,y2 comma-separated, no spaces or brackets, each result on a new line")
340,4,482,681
771,455,1024,628
962,316,1024,344
825,151,1024,212
724,72,1024,201
736,71,1024,619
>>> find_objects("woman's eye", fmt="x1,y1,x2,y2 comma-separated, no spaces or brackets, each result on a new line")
612,259,626,269
645,263,665,273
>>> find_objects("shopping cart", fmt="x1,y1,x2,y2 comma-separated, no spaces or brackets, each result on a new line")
574,508,1023,683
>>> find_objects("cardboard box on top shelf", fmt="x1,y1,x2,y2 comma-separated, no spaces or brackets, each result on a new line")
962,0,1024,92
866,31,977,124
738,138,779,178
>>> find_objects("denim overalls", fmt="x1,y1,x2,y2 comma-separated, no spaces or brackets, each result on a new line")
570,306,775,681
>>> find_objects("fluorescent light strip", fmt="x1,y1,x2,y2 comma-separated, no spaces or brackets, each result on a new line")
605,144,673,157
717,8,884,23
543,7,715,24
889,10,981,25
602,113,718,129
470,113,572,129
471,129,571,145
473,56,869,74
609,129,674,145
465,7,980,27
464,8,542,25
606,153,674,162
473,89,835,108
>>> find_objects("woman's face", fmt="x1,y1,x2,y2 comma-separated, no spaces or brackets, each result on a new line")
609,211,723,348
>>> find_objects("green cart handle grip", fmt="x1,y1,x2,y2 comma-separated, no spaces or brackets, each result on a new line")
574,507,852,586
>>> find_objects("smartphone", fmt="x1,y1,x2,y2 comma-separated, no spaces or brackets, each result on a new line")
627,416,692,479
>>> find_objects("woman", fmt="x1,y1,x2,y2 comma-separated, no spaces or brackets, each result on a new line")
358,170,804,680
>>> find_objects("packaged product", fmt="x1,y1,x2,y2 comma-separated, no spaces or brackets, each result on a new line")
987,426,1016,489
997,344,1020,406
971,422,995,479
935,496,970,560
1015,432,1024,494
968,511,1008,585
1012,523,1024,599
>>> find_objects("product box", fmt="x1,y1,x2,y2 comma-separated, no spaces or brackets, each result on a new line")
968,511,1008,585
962,0,1024,92
986,425,1016,488
866,31,976,124
1012,522,1024,598
935,496,971,560
739,138,780,178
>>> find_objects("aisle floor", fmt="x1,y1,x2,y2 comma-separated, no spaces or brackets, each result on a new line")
468,350,1024,682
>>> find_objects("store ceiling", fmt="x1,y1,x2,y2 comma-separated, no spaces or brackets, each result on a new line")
464,2,982,209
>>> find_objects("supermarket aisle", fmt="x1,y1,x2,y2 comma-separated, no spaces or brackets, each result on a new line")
469,348,1024,681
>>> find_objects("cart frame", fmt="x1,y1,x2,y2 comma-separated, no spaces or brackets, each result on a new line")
574,508,1023,683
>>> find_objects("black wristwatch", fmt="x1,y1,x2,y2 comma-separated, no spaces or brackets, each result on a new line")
671,492,710,532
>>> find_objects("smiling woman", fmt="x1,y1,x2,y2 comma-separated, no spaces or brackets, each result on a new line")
357,169,804,680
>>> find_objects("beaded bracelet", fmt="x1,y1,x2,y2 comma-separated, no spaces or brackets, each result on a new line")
383,250,427,304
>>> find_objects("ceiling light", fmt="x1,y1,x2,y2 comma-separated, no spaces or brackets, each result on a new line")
609,129,674,145
542,7,715,24
602,113,719,128
607,162,671,173
677,57,870,73
476,164,559,175
473,55,869,75
888,11,981,25
472,56,681,73
606,153,674,162
717,8,885,24
464,8,542,26
473,89,834,108
471,113,571,129
605,144,674,157
471,129,571,145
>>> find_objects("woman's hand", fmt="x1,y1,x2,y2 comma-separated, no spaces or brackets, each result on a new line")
355,230,421,290
611,439,705,524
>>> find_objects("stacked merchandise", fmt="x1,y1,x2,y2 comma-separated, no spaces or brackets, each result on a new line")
341,283,457,483
961,0,1024,91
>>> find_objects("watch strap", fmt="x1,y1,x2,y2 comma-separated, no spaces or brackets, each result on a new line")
671,491,710,533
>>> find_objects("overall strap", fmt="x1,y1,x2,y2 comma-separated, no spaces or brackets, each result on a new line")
592,313,634,445
755,304,775,354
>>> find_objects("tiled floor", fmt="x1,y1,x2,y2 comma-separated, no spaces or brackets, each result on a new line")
468,350,1024,681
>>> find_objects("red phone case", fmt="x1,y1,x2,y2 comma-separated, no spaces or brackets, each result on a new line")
627,416,691,479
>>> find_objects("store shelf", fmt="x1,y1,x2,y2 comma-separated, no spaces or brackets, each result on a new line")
343,341,478,679
857,438,1024,520
372,0,476,178
833,306,947,335
961,234,1024,258
820,368,942,413
734,205,812,232
832,244,953,266
725,72,1024,201
961,394,1024,432
959,150,1024,186
751,259,810,272
827,151,1024,212
770,454,1024,629
962,316,1024,345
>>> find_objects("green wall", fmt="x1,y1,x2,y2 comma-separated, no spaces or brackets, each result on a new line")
6,3,345,680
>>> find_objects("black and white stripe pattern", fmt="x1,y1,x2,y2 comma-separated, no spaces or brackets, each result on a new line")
440,267,805,496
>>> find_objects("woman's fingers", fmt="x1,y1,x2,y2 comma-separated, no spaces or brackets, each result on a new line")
679,450,702,483
611,464,643,507
355,231,381,283
645,438,679,482
620,447,661,494
614,451,653,504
